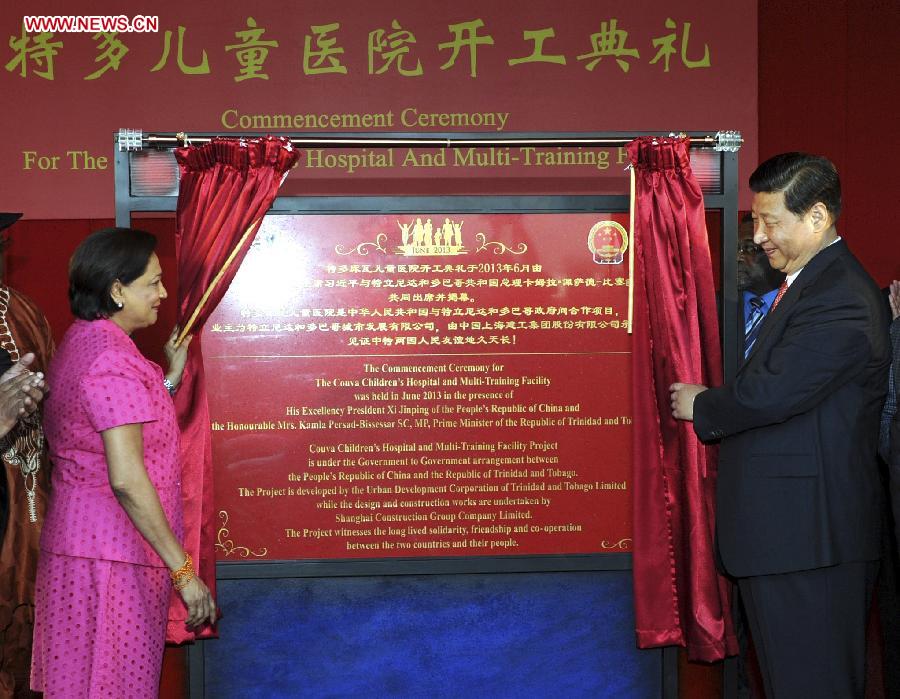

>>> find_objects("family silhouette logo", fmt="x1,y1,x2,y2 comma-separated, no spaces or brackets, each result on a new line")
396,217,467,257
335,217,526,257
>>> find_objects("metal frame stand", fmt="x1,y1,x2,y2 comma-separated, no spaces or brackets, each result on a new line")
114,130,741,699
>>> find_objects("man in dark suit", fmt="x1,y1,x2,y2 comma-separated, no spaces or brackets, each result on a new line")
670,153,890,698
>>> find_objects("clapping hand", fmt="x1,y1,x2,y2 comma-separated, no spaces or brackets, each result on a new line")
889,280,899,321
0,353,45,437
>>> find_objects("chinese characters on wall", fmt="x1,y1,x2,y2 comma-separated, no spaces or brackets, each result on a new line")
7,15,711,81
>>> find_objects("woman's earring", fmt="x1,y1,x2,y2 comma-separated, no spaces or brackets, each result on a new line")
116,301,124,309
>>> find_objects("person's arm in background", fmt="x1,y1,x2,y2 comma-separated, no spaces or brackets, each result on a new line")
889,280,900,321
880,280,899,461
891,397,900,554
887,280,900,551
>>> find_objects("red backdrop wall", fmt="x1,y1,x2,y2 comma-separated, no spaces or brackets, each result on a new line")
758,0,900,288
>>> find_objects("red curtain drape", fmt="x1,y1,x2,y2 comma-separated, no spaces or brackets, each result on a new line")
166,136,299,642
627,136,737,662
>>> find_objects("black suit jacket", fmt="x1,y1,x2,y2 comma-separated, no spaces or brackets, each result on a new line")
694,239,890,577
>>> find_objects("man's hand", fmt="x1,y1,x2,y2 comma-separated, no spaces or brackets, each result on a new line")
669,382,707,421
0,353,45,437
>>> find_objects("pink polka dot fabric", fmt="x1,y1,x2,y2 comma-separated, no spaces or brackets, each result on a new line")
31,553,169,697
31,319,184,697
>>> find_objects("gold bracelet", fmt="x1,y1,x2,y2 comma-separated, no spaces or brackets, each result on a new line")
173,570,195,591
170,552,194,586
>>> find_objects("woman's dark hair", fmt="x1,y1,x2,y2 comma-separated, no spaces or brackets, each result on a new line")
69,228,157,320
749,152,842,222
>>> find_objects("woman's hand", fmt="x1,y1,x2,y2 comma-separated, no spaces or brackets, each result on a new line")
163,328,193,390
177,574,217,628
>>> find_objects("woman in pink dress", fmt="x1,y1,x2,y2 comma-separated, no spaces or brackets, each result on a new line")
31,228,216,697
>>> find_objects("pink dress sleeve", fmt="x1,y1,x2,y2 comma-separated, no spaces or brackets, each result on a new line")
79,348,158,432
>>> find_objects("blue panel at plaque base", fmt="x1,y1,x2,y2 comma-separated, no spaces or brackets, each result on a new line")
202,571,661,698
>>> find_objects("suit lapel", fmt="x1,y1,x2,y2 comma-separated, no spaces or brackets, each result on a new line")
739,239,848,371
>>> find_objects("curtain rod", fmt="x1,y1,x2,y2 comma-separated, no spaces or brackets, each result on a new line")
118,129,742,152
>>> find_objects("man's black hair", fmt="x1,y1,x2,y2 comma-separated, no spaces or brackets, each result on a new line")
749,152,842,221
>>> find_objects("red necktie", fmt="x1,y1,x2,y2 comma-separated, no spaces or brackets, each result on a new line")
771,280,789,310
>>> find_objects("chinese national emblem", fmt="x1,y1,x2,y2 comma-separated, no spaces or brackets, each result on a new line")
588,221,629,265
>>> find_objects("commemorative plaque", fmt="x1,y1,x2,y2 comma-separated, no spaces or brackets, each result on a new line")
206,212,633,560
